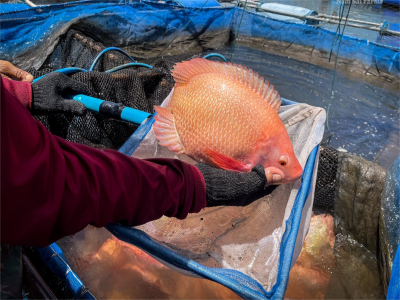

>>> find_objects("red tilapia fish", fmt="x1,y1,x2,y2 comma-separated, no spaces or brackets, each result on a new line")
153,58,302,183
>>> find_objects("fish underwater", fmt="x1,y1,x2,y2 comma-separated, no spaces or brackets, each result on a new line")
153,58,302,183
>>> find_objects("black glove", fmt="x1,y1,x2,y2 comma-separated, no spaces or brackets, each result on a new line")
196,164,274,207
31,72,90,115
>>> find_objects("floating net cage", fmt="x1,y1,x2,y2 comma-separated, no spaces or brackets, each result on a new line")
1,0,399,299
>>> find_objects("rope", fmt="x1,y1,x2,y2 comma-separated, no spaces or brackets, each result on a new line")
325,0,353,137
327,1,345,62
229,0,248,62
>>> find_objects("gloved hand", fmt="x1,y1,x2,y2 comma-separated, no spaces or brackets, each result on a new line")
196,163,277,207
31,72,90,115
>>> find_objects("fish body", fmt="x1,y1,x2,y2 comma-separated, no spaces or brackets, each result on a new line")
153,58,302,183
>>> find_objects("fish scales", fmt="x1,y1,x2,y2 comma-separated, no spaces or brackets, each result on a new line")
173,73,278,163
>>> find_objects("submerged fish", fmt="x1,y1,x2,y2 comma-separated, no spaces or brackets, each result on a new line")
153,58,302,183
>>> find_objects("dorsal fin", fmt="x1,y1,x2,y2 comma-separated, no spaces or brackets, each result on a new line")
172,58,282,112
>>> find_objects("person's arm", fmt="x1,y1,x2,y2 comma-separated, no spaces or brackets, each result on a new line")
1,77,206,247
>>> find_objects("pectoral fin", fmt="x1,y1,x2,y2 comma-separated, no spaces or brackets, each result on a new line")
204,149,250,172
153,106,185,154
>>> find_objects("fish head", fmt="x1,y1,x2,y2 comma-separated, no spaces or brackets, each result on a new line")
258,133,303,184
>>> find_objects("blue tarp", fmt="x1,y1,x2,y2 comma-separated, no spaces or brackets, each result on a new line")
387,244,400,300
1,1,399,76
0,1,233,69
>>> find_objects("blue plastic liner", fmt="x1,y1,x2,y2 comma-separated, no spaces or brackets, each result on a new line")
1,1,399,76
387,244,400,300
0,0,234,69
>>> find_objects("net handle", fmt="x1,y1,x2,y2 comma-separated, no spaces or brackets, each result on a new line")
69,94,151,125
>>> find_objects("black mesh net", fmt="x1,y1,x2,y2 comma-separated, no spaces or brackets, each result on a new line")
26,29,175,150
313,147,339,209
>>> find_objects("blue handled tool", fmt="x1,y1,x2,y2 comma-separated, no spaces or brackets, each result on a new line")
68,94,152,125
33,68,152,125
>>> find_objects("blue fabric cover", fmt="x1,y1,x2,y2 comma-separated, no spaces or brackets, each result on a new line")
0,1,234,69
1,1,398,76
387,244,400,300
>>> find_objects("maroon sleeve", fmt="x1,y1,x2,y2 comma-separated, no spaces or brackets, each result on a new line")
0,77,206,247
0,77,32,108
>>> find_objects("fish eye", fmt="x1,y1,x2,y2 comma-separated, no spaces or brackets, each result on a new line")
279,155,288,167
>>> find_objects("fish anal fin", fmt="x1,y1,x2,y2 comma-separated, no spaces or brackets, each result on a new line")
153,106,185,154
204,149,250,172
172,58,281,111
